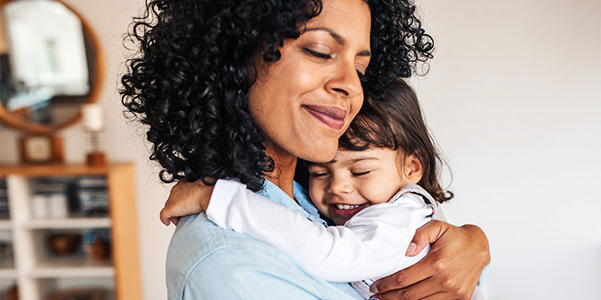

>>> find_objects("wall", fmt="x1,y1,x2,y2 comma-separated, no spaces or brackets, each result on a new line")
1,0,599,299
413,0,601,299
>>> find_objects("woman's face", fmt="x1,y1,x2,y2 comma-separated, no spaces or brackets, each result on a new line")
248,0,371,164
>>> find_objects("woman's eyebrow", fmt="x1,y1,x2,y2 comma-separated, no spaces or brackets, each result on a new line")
303,27,371,57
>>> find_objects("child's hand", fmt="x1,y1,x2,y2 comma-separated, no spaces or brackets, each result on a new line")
159,179,215,226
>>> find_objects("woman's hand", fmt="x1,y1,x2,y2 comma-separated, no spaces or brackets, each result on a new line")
370,220,490,300
159,179,215,226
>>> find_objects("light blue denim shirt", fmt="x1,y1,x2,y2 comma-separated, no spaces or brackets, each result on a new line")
166,180,363,300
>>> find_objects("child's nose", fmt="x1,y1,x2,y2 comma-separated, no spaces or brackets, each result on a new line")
328,176,352,195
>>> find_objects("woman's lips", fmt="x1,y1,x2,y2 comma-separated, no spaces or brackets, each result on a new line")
329,203,369,219
303,105,346,131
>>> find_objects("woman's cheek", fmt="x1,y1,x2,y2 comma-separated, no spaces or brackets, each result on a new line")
307,142,340,163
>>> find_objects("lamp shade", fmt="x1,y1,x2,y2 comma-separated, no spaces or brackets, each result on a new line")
81,103,104,132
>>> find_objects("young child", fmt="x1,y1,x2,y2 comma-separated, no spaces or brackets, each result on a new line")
161,78,454,299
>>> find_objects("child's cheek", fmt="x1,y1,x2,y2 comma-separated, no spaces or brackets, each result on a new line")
308,184,329,216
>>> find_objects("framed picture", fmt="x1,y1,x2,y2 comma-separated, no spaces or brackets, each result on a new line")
18,135,64,164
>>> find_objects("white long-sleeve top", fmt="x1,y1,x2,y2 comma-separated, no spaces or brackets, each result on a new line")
206,179,445,298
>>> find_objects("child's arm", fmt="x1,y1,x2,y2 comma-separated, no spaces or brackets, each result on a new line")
206,179,434,282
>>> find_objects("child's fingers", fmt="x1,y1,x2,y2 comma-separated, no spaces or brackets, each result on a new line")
159,179,214,226
159,202,185,226
159,181,191,226
159,207,172,226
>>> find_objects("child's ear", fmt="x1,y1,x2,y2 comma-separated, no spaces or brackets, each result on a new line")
404,154,423,184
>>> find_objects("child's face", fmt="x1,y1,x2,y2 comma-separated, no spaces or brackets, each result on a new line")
308,147,421,225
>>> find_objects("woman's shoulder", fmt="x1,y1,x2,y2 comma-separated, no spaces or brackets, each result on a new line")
167,212,287,261
166,213,269,274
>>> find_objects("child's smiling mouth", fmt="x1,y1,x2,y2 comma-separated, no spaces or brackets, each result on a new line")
329,203,370,220
334,204,363,210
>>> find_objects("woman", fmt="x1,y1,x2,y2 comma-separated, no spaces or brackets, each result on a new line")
121,0,490,299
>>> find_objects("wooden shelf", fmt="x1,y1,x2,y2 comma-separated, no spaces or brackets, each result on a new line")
24,218,111,229
0,220,11,230
0,269,16,279
0,162,141,299
0,163,132,177
32,256,114,278
30,267,114,278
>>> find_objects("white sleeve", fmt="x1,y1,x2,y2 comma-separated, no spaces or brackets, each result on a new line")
206,179,433,282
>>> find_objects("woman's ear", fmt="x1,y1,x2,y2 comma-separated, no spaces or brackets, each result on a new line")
404,154,423,184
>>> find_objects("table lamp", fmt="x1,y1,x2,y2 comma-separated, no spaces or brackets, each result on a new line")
81,103,106,166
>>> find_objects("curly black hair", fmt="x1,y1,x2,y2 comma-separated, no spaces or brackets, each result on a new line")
121,0,434,191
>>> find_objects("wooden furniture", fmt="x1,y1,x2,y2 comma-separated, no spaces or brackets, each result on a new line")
0,163,141,300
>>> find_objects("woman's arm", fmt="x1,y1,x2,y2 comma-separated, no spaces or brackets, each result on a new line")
369,221,490,300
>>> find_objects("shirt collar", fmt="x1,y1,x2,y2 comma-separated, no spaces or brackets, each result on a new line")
257,179,324,224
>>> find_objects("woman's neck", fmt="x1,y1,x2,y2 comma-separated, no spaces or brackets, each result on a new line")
264,144,298,200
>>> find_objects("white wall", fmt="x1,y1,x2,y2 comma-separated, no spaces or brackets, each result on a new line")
413,0,601,299
1,0,599,299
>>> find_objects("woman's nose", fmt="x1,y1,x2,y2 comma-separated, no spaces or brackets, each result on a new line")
326,60,362,99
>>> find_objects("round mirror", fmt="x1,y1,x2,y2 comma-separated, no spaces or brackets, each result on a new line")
0,0,103,134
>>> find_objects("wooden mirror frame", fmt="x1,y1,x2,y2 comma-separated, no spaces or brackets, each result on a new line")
0,0,104,135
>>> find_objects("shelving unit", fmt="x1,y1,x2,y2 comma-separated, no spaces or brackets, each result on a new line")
0,221,11,230
0,163,141,300
24,218,112,229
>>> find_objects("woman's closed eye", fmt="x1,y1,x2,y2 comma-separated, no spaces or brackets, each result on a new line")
356,70,365,81
303,48,332,59
355,62,368,82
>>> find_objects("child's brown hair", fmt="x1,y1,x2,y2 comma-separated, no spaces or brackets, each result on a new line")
339,78,453,203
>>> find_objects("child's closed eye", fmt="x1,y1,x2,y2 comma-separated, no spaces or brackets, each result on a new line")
310,172,329,178
351,170,371,177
